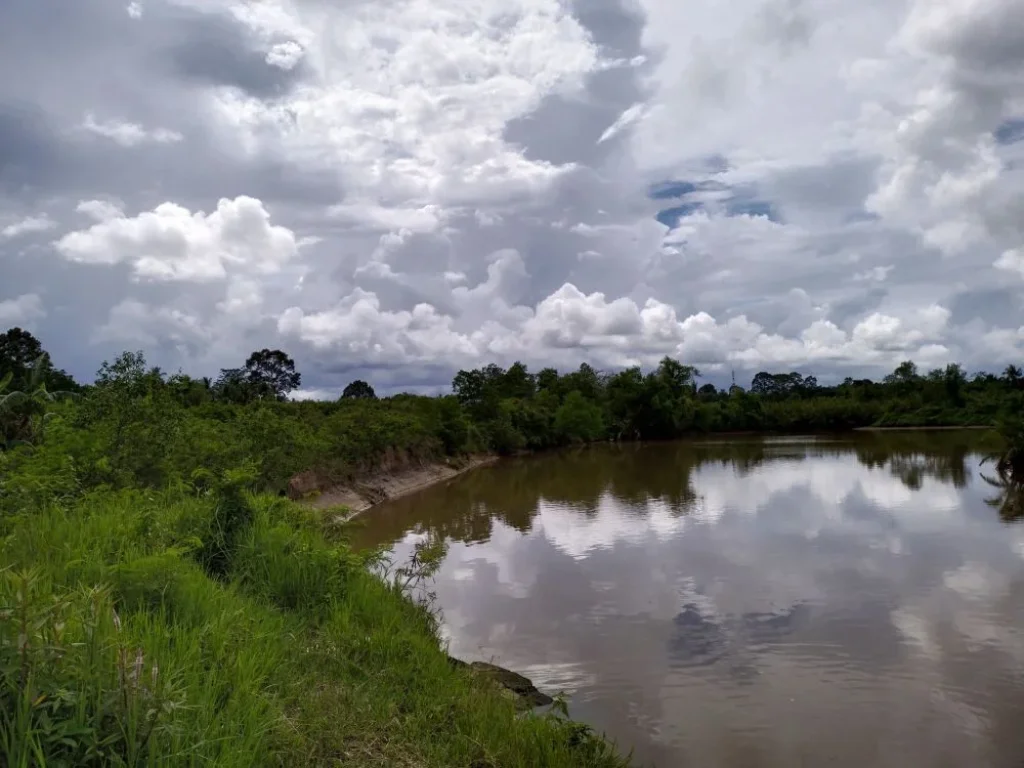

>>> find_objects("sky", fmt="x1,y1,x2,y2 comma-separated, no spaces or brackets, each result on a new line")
0,0,1022,397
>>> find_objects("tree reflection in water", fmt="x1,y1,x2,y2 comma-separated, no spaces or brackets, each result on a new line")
347,430,1017,551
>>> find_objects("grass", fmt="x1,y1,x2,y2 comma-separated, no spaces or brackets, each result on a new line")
0,479,630,767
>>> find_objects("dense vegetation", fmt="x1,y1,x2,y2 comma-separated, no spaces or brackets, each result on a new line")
445,357,1024,450
0,330,630,765
2,323,1023,766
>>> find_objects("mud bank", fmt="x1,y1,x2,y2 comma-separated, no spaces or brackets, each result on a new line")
288,453,497,517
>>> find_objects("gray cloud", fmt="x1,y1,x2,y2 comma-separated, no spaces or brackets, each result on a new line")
160,13,305,98
1,0,1023,393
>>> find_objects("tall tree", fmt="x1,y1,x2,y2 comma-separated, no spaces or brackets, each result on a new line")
0,328,42,386
0,327,77,392
244,349,301,400
342,380,377,400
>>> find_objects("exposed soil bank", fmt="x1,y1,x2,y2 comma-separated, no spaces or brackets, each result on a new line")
289,453,497,517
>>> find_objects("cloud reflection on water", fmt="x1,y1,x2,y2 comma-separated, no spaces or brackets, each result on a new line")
361,433,1024,768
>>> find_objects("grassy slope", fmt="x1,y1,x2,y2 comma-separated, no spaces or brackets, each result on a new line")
0,484,628,767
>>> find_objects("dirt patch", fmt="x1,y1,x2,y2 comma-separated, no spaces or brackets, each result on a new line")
291,454,497,518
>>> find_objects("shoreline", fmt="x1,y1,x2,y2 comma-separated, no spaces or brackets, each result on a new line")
299,453,499,520
853,425,993,432
294,424,997,519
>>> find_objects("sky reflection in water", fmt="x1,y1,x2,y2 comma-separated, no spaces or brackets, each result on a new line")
356,434,1024,768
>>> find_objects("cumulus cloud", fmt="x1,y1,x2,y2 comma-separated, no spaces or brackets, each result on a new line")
0,0,1022,389
54,196,299,282
0,293,45,325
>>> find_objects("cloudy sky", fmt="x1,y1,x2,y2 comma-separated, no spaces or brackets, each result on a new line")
1,0,1022,395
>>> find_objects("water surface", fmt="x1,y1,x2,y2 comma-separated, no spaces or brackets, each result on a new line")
354,433,1024,767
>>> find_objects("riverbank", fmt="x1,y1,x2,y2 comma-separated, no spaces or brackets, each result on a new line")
854,425,994,431
292,453,498,518
0,392,628,764
0,480,629,767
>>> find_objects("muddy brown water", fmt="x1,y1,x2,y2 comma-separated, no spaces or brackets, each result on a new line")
352,433,1024,767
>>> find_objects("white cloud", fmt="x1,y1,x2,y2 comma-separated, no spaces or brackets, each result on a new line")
863,0,1024,256
851,305,950,351
278,288,477,362
93,299,209,349
276,267,964,376
1,215,55,239
265,40,304,70
328,202,448,235
994,248,1024,278
75,200,124,222
54,196,299,282
0,293,45,325
126,2,142,19
4,0,1024,386
81,115,182,147
203,0,602,204
597,102,647,144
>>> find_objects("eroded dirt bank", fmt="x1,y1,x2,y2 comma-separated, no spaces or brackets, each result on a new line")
288,453,497,517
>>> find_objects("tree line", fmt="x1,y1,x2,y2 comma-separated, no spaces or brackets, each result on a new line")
3,325,1024,462
445,357,1023,451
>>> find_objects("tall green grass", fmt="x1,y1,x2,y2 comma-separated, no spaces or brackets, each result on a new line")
0,479,629,766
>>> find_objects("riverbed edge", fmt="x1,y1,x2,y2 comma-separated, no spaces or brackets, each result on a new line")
292,453,500,519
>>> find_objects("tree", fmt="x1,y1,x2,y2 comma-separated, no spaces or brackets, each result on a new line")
0,353,80,448
213,367,256,405
500,362,535,400
885,360,920,391
0,327,42,386
453,368,485,406
536,367,560,393
1003,365,1023,390
167,373,213,407
243,349,301,400
698,383,719,398
342,380,377,400
554,391,605,443
656,357,699,393
436,395,470,454
0,327,78,393
943,363,967,406
563,363,603,402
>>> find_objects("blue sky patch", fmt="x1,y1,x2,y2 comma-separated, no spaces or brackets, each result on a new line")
651,177,780,229
655,202,702,228
995,118,1024,145
649,180,698,199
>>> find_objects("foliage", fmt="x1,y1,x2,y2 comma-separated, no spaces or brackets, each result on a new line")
554,391,605,444
449,357,1020,450
213,349,301,405
0,354,80,449
0,328,79,395
0,432,630,768
341,379,376,400
4,326,1024,765
243,349,301,401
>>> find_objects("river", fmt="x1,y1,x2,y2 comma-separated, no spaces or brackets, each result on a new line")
353,432,1024,767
